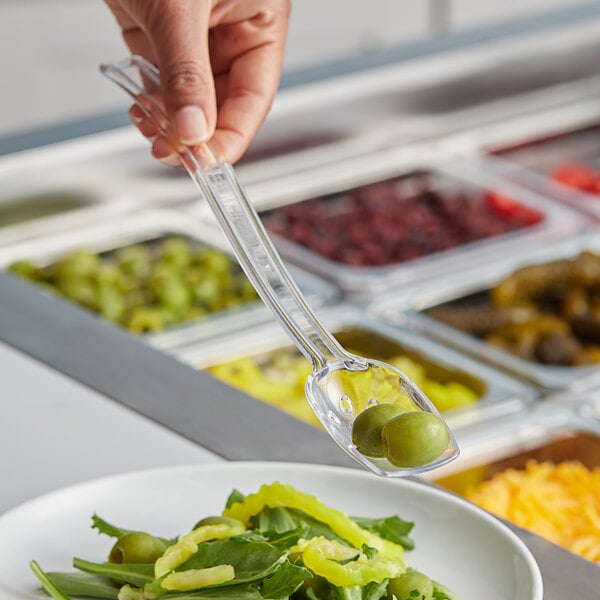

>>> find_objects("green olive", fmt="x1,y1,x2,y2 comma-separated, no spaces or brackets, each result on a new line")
221,294,244,309
95,263,126,291
351,404,408,457
57,279,96,308
184,266,209,286
11,237,257,333
192,515,245,531
96,287,127,322
154,280,192,314
184,306,207,321
198,248,232,275
8,260,39,280
148,264,180,295
125,288,152,309
159,237,193,269
382,411,450,468
387,569,433,600
239,278,258,301
115,245,152,278
125,306,168,333
216,271,235,293
193,274,222,309
53,250,99,279
108,532,166,564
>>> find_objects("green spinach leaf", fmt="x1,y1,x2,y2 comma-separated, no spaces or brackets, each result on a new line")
45,572,120,599
73,558,154,587
180,539,286,583
260,561,311,599
351,516,414,550
91,515,177,547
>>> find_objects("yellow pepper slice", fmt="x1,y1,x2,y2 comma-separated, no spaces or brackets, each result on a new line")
161,564,235,591
155,522,245,578
223,482,405,563
295,537,405,587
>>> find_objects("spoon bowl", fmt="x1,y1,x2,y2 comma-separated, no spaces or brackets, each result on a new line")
307,356,458,476
101,55,459,477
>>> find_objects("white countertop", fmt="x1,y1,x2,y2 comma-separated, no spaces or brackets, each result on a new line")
0,339,223,516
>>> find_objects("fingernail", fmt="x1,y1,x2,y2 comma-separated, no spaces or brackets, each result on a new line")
129,105,145,124
152,136,176,159
152,139,180,167
157,154,181,168
175,106,208,145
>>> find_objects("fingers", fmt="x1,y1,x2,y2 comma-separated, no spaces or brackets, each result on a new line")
144,0,216,146
212,45,285,161
106,0,289,166
151,137,181,167
129,102,182,167
208,5,289,162
129,104,156,138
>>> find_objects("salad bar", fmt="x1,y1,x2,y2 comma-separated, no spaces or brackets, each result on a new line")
3,6,600,599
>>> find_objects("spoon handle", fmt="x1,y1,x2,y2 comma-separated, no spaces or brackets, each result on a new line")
101,56,351,370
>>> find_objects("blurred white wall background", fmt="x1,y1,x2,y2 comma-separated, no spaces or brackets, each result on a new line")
0,0,589,138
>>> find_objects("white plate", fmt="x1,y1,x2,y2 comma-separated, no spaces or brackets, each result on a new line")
0,462,542,600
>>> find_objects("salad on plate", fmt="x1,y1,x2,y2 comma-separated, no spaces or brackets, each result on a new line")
30,482,458,600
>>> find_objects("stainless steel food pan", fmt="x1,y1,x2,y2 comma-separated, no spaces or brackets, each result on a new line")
374,229,600,391
201,153,584,297
0,209,338,346
167,303,538,430
485,119,600,221
437,91,600,220
426,389,600,483
0,167,143,247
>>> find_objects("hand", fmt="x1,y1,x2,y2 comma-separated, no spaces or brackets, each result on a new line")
104,0,290,164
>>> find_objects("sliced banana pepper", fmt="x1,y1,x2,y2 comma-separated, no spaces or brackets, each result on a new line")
294,537,405,587
223,481,406,586
154,522,245,578
161,564,235,591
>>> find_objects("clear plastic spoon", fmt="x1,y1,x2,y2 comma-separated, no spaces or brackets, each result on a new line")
101,56,459,477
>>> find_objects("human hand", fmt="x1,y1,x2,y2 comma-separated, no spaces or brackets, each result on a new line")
104,0,290,164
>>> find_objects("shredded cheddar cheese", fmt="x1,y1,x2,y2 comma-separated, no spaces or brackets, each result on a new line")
466,460,600,563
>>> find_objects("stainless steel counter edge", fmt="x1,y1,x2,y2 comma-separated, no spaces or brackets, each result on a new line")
0,272,354,469
1,272,599,597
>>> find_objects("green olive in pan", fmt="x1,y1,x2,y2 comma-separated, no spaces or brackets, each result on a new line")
153,280,193,314
8,260,39,280
53,250,100,280
95,263,126,291
239,278,258,301
159,237,194,269
148,264,181,295
125,306,169,333
57,279,97,308
192,273,222,309
198,248,232,275
115,244,152,278
96,287,127,323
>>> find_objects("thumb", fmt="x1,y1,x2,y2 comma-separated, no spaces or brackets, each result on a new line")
146,1,215,145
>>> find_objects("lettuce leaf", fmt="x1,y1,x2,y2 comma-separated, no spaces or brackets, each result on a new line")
350,516,414,550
